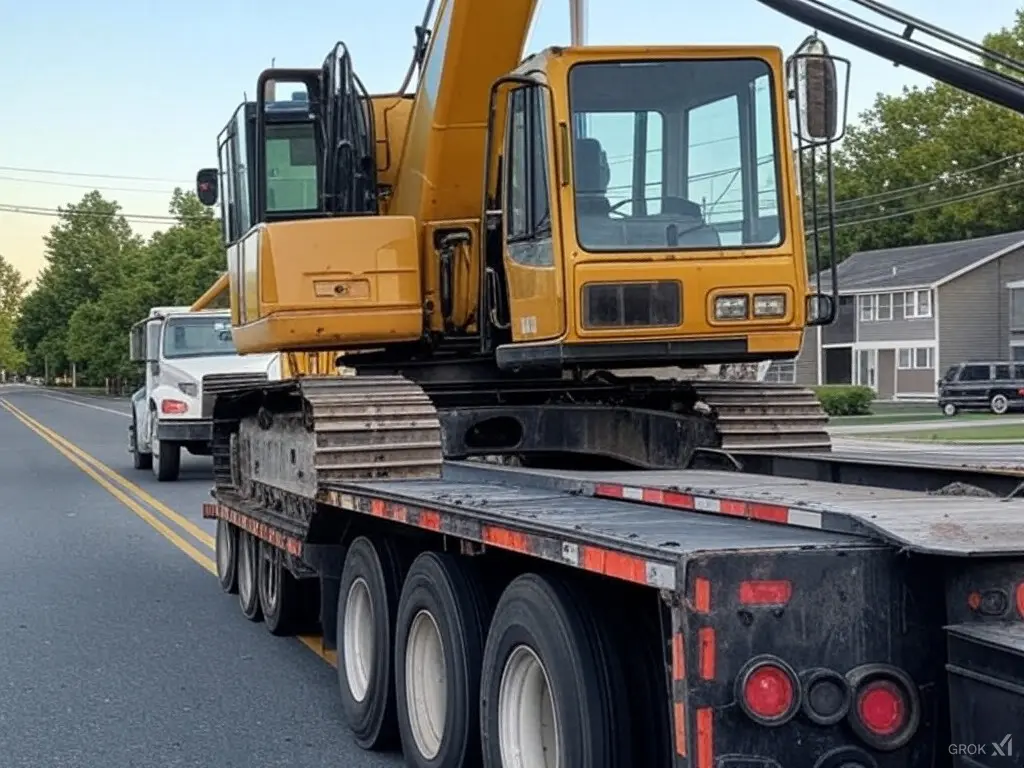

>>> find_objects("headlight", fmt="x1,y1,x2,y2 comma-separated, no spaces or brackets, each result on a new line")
715,295,748,320
178,382,197,396
754,294,786,318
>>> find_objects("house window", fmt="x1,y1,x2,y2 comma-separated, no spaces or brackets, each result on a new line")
876,293,892,321
904,289,932,318
1011,288,1024,331
898,346,934,369
859,295,875,321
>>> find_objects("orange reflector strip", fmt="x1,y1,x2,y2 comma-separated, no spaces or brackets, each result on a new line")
696,707,713,768
581,546,647,584
694,577,711,613
482,526,530,553
739,580,792,605
672,633,685,680
419,510,442,531
968,591,982,610
1017,583,1024,618
698,627,716,680
674,701,687,756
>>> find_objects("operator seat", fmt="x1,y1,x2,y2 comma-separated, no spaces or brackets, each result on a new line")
574,138,612,215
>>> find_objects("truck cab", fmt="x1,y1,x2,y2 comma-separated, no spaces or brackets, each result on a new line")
128,306,281,481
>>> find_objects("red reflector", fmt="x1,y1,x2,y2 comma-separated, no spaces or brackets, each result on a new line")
744,665,794,719
1016,583,1024,618
161,399,188,414
739,580,792,605
857,681,905,736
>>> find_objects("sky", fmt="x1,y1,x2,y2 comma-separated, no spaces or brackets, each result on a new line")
0,0,1019,283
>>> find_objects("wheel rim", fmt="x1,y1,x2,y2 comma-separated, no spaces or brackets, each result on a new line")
994,396,1008,413
216,521,233,580
343,578,375,702
498,645,559,768
238,535,254,606
260,543,279,611
944,404,956,415
405,610,447,758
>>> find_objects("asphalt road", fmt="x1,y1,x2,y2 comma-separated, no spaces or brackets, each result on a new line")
0,385,402,768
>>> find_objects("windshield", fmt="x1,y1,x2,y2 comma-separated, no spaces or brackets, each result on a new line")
941,366,959,382
568,58,783,253
162,316,237,359
265,122,318,212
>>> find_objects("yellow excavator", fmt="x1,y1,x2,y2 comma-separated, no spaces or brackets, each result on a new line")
193,0,845,498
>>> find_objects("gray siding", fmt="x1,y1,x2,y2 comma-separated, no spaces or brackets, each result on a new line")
795,328,818,386
857,293,936,342
822,296,856,344
938,246,1024,370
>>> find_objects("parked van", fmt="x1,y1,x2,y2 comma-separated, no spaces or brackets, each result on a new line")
937,360,1024,415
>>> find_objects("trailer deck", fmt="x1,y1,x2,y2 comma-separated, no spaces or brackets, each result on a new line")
439,462,1024,556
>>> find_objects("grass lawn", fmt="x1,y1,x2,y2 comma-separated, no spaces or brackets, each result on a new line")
867,423,1024,442
828,411,998,426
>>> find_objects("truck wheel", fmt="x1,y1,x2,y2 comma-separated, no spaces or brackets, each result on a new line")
131,417,152,470
258,539,304,636
153,439,181,481
215,519,238,594
395,552,491,768
236,530,263,622
480,574,631,768
337,536,406,751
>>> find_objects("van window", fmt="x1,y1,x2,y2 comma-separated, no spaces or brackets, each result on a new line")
995,364,1012,379
960,364,991,382
1015,364,1024,380
941,366,959,382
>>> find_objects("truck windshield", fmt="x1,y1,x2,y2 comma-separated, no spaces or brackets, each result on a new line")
162,317,237,359
568,58,783,253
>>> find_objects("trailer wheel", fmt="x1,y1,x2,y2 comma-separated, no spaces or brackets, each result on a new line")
480,574,630,768
257,539,304,636
337,536,405,751
215,519,238,594
395,552,490,768
236,530,262,622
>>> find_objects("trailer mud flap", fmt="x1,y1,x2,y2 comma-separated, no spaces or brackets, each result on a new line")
946,623,1024,766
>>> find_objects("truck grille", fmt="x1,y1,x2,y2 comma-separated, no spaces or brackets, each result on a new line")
201,373,269,417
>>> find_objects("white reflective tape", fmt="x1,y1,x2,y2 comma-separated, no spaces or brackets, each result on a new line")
646,561,676,590
787,509,823,529
622,486,644,501
561,542,580,566
693,496,720,512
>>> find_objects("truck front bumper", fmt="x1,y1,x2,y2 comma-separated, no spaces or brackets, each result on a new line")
157,419,213,442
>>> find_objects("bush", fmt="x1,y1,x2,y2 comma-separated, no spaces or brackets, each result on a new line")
814,385,875,416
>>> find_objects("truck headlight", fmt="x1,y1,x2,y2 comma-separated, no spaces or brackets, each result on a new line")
178,382,197,396
714,295,748,320
753,294,786,318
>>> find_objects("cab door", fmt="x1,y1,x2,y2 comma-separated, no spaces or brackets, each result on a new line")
502,85,566,342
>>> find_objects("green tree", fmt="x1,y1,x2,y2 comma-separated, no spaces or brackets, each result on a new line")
0,254,28,373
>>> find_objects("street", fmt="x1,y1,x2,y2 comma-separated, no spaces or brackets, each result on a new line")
0,386,401,768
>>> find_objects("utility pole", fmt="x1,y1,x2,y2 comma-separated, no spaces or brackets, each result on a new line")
569,0,588,138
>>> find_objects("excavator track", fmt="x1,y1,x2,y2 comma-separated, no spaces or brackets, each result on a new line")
695,381,832,453
212,376,444,506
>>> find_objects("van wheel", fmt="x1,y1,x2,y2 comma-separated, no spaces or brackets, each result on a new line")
990,394,1009,415
942,403,958,417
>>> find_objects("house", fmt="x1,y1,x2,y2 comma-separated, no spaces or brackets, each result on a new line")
770,230,1024,398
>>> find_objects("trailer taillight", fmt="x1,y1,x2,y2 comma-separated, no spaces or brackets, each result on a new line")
846,664,920,750
1016,583,1024,617
736,656,800,726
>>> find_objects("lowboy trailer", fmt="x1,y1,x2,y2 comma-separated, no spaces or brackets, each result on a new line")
203,448,1024,768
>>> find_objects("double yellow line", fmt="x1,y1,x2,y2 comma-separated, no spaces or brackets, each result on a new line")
0,397,334,665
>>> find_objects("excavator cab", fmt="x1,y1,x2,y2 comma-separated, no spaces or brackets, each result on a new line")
481,45,847,372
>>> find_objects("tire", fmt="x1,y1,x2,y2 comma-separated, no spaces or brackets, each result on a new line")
990,393,1009,415
337,536,407,751
479,573,631,768
257,539,305,636
237,530,263,621
942,403,958,417
131,417,152,470
395,552,492,768
216,519,238,594
149,411,181,481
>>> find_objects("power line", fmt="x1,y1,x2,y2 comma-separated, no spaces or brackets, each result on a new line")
0,164,191,184
0,174,180,195
0,203,179,224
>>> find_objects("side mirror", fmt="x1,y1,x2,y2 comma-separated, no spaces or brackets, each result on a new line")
787,35,850,144
145,321,162,362
807,293,836,325
196,168,219,206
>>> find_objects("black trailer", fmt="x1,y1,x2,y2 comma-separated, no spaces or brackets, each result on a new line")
203,451,1024,768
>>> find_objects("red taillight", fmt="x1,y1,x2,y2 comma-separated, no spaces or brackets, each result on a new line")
739,580,792,605
857,681,905,736
736,656,801,726
161,399,188,414
1016,583,1024,618
846,664,920,751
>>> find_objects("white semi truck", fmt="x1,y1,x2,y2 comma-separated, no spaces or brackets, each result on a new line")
127,306,280,481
